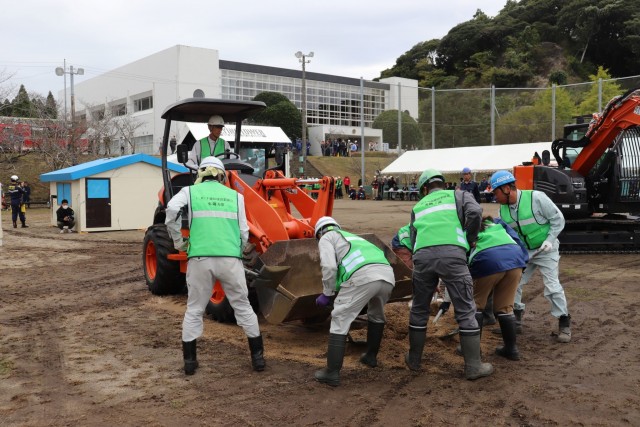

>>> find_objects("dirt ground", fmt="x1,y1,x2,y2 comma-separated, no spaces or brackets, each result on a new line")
1,200,639,426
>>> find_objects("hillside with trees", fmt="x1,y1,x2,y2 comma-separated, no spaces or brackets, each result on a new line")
379,0,640,89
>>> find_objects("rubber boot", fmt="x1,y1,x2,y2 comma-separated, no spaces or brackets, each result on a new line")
495,314,520,360
492,308,524,335
404,326,426,371
182,340,198,375
557,314,572,343
315,333,347,386
13,221,17,228
459,330,494,380
456,312,484,356
21,221,28,228
248,335,266,371
482,293,496,326
360,321,385,368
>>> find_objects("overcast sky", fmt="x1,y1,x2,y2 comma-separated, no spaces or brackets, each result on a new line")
1,0,508,99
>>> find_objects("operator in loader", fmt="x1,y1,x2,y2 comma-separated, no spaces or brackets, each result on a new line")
406,168,493,380
313,216,395,386
490,170,572,343
186,115,231,168
165,156,266,375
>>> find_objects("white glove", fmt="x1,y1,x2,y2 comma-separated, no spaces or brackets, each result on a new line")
540,241,553,252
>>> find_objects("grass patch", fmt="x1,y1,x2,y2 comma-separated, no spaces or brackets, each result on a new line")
0,358,14,377
565,286,600,301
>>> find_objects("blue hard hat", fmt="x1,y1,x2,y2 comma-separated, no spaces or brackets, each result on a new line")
490,170,516,189
462,167,471,174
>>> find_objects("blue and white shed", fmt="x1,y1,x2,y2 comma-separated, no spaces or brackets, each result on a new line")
40,153,187,232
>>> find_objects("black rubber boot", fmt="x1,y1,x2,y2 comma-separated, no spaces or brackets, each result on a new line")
248,335,266,371
404,326,426,371
493,308,524,335
315,333,347,386
182,339,198,375
482,293,496,326
459,330,494,380
360,321,385,368
21,222,29,228
495,314,520,360
457,312,484,356
13,221,17,228
514,309,524,334
557,314,572,343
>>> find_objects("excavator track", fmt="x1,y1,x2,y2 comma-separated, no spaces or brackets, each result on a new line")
559,217,640,253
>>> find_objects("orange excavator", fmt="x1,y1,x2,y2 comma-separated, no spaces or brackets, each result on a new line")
142,98,413,323
513,87,640,252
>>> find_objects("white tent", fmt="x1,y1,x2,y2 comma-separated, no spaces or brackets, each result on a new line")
185,124,291,144
381,142,556,175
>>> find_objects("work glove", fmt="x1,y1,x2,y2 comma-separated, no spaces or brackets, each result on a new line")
540,241,553,252
315,294,331,307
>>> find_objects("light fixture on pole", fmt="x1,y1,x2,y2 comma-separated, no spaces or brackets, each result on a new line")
55,62,84,124
295,50,313,176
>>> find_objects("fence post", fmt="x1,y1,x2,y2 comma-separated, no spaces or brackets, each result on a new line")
431,86,436,150
490,85,495,146
551,84,556,142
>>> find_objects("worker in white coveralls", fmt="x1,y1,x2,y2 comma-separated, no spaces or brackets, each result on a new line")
490,170,571,343
314,216,395,386
186,115,231,168
165,156,265,375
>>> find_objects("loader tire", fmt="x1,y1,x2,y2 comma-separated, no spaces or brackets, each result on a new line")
143,224,185,295
205,280,260,324
205,281,236,323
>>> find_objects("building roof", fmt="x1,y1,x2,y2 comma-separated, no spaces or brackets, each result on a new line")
381,142,557,175
40,153,188,182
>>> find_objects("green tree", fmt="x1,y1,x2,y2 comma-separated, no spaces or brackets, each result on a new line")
577,66,623,115
44,92,57,119
372,110,423,150
249,92,302,140
379,39,440,80
11,85,32,118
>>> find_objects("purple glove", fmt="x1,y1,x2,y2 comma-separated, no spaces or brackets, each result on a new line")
316,294,331,307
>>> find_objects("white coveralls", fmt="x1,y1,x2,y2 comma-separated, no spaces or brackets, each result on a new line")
503,190,569,318
165,185,260,342
186,137,231,169
318,230,395,335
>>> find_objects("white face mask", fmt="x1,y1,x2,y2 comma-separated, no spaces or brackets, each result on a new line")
62,205,68,209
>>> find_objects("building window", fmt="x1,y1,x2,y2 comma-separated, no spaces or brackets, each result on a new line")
133,96,153,112
111,103,126,116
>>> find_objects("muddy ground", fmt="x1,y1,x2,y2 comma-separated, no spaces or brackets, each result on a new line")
1,200,639,426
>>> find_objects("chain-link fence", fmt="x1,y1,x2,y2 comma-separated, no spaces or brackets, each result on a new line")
410,75,640,150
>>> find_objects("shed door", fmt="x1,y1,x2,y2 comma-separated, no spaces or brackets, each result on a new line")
85,178,111,228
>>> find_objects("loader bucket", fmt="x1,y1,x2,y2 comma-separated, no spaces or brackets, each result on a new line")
253,234,413,324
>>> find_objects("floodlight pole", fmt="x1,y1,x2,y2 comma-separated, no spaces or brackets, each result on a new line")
295,50,313,176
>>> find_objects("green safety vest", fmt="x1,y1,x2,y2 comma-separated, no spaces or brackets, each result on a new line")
336,179,342,188
199,137,226,162
397,224,411,250
412,190,469,252
333,228,390,291
469,223,518,263
500,190,550,250
188,181,242,259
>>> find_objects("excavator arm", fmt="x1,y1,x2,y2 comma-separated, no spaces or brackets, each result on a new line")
572,88,640,177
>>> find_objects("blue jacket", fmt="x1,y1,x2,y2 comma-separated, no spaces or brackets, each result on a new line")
468,218,529,279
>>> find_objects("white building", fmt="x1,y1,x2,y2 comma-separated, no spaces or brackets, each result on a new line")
70,45,418,155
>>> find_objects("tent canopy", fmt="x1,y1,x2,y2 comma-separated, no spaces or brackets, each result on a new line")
186,123,291,144
381,142,555,175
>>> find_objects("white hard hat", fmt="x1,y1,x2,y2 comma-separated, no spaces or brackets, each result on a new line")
200,156,225,171
314,216,340,238
10,175,19,181
207,115,225,126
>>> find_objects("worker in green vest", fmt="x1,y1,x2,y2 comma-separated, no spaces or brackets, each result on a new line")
186,115,230,168
314,216,395,386
406,168,493,380
165,156,266,375
490,170,571,343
